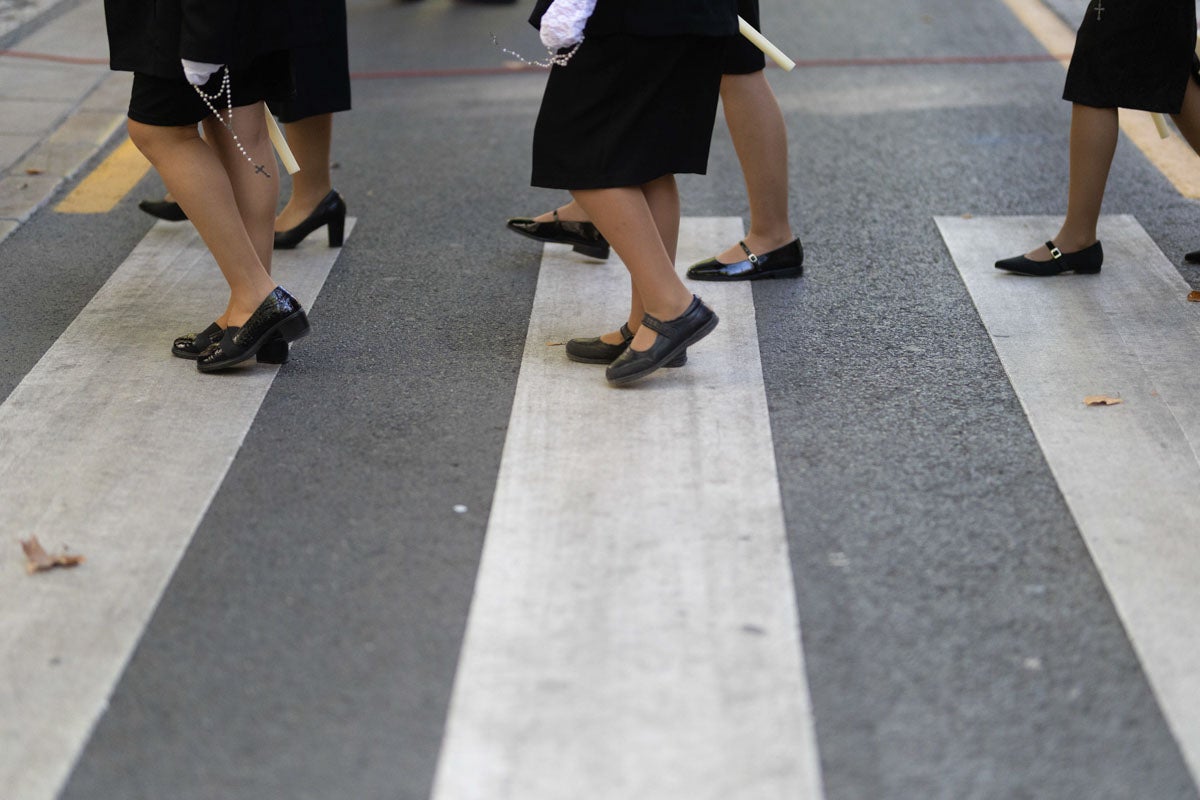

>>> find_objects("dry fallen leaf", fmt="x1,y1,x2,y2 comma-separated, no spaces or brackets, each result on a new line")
1189,290,1200,303
1084,395,1123,407
961,213,974,219
25,168,44,175
20,537,85,574
546,341,564,347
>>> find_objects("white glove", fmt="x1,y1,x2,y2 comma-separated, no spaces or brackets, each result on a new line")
539,0,597,50
181,59,223,86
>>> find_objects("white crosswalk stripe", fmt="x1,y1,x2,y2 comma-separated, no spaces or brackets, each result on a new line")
430,218,825,800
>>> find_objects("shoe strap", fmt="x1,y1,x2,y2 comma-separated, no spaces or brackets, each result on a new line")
739,240,760,265
552,209,559,223
1046,241,1063,260
619,323,634,342
641,296,700,338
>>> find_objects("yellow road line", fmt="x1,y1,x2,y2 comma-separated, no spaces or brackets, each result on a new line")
55,137,151,214
1001,0,1200,198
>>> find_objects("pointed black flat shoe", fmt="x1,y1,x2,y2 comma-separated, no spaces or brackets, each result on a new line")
566,323,685,366
995,240,1102,276
606,296,717,386
196,288,310,372
274,189,347,250
506,210,610,260
172,323,288,364
1185,249,1200,264
138,199,187,222
687,238,804,281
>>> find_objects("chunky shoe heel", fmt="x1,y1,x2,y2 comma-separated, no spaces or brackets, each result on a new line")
277,310,311,342
274,189,347,250
256,337,289,364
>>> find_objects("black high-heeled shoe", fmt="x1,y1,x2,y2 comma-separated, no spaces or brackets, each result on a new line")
274,189,346,250
172,322,288,364
506,210,610,260
566,323,686,366
196,288,310,372
606,296,717,386
138,199,187,222
995,240,1102,276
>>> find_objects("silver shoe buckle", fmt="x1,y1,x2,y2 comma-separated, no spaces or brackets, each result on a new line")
1049,245,1063,260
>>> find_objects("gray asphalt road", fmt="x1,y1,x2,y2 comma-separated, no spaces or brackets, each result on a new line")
3,0,1199,798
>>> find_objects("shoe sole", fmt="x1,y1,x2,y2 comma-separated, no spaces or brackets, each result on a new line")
568,351,687,367
606,315,717,386
687,265,804,281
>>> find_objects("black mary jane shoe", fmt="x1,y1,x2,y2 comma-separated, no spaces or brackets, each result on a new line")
505,209,610,260
606,296,717,386
687,238,804,281
566,323,686,367
274,189,347,250
995,240,1103,276
196,288,310,372
138,199,187,222
172,323,289,364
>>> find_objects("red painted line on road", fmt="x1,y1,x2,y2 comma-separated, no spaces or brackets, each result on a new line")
0,49,1068,75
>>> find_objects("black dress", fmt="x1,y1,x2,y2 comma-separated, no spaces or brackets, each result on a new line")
271,0,352,123
530,0,739,190
1063,0,1197,113
105,0,295,126
724,0,765,76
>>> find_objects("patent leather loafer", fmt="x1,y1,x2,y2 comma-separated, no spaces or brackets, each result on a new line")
687,238,804,281
196,287,310,372
138,199,187,222
995,240,1102,276
173,322,288,364
506,209,610,260
566,323,685,366
274,189,346,249
606,296,717,386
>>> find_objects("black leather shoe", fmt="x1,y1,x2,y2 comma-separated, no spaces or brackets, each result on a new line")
196,288,310,372
506,210,610,260
274,189,346,250
687,238,804,281
566,323,686,366
606,296,717,386
995,240,1102,276
173,323,288,364
138,199,187,222
1185,249,1200,264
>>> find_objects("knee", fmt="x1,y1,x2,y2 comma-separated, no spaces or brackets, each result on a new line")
126,119,195,164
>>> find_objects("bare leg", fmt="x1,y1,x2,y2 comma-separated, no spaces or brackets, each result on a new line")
128,107,277,327
531,197,589,223
274,113,334,232
1025,103,1118,261
202,106,279,276
572,176,693,353
716,70,795,262
1169,76,1200,154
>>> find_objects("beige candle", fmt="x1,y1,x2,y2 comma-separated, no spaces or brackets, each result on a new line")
265,107,300,175
738,16,796,72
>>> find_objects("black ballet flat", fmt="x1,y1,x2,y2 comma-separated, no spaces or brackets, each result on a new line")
606,296,717,386
172,322,288,364
506,210,610,260
687,238,804,281
1185,249,1200,264
995,240,1102,276
274,189,347,250
566,323,686,366
138,199,187,222
196,288,310,372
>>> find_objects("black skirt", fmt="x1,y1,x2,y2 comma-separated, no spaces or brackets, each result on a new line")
532,33,729,190
128,51,292,127
1063,0,1197,113
270,37,352,122
723,0,765,75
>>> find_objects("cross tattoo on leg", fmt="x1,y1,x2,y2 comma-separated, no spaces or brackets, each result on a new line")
254,163,271,178
1094,0,1105,21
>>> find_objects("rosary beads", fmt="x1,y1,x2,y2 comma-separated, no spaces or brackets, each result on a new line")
490,35,582,68
192,67,272,178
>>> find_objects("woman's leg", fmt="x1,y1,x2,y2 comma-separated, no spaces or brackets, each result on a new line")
1025,103,1118,260
572,176,693,352
128,107,277,327
1168,75,1200,154
716,70,795,261
274,113,334,231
